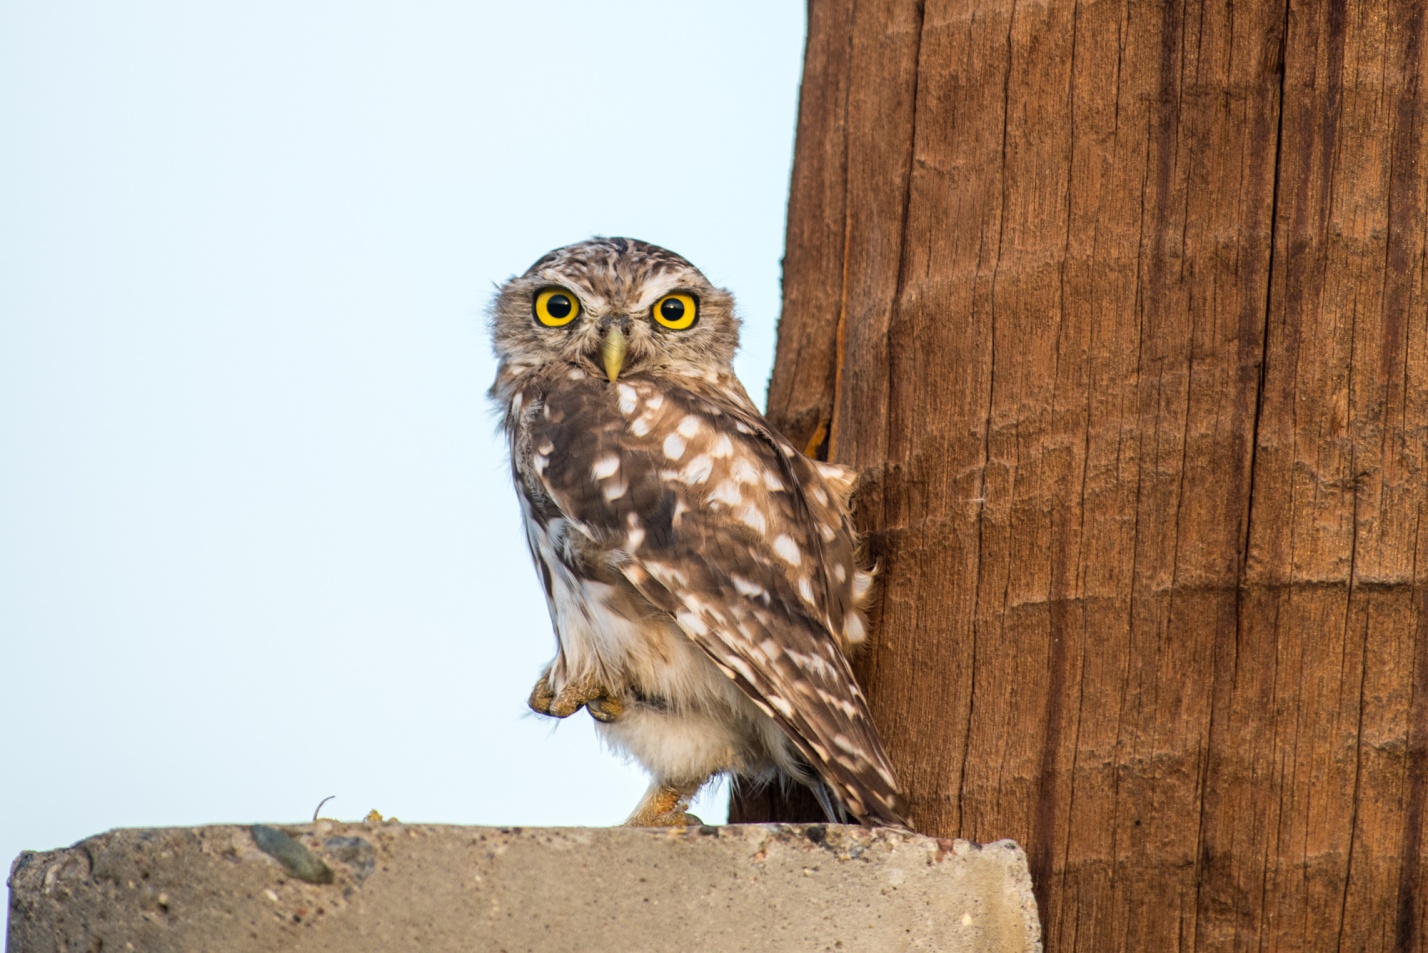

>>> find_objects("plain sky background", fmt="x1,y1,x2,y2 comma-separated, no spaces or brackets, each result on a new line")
1,1,806,872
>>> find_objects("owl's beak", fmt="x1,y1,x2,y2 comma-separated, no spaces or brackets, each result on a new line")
601,326,627,382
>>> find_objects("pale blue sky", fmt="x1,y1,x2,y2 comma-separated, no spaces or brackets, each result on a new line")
0,1,805,871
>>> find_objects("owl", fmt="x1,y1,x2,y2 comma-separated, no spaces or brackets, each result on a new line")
489,237,909,829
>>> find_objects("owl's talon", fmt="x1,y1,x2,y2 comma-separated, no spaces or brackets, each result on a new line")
586,695,624,723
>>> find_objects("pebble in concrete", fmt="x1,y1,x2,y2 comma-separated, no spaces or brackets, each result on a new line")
8,823,1041,952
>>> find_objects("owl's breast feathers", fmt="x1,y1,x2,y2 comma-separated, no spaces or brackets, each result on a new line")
506,364,909,828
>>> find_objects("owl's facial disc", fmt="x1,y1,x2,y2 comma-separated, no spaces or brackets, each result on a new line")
600,293,697,381
490,239,740,385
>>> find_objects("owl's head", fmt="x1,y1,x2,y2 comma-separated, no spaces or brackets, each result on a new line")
490,237,739,382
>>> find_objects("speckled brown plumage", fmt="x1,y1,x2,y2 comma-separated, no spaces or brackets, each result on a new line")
489,237,909,828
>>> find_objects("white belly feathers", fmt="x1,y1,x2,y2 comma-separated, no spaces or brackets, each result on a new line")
521,498,798,786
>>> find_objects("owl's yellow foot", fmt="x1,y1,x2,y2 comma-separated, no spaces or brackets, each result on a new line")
528,675,557,714
528,672,623,722
625,780,706,828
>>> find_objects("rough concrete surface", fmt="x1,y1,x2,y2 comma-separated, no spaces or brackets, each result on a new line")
8,823,1040,952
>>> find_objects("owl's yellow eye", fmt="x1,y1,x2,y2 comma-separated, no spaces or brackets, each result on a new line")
651,293,698,330
534,288,581,327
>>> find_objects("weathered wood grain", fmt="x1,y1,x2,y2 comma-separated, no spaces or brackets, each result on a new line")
736,0,1428,949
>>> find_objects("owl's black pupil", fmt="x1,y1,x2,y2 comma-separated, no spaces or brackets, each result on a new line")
546,294,572,319
660,298,686,322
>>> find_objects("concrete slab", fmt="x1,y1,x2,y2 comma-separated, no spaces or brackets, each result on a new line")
8,823,1040,952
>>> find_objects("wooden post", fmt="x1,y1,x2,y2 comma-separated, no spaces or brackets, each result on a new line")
733,0,1428,948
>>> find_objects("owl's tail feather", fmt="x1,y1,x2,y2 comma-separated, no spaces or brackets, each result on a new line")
727,769,841,824
808,778,851,825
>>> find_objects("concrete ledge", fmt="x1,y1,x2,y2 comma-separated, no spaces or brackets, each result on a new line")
8,823,1040,952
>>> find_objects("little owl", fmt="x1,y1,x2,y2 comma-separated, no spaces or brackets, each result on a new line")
489,237,909,828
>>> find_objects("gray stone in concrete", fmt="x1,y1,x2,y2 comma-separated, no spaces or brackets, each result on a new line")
8,823,1041,952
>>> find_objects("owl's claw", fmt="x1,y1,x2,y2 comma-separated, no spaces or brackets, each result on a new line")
528,672,623,722
546,675,609,719
627,806,704,827
625,780,705,828
586,695,625,723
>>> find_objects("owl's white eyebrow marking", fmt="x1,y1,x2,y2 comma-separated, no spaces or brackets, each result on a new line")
591,455,620,480
663,433,687,460
616,383,639,416
773,534,802,566
680,455,713,485
676,415,703,438
709,434,734,458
